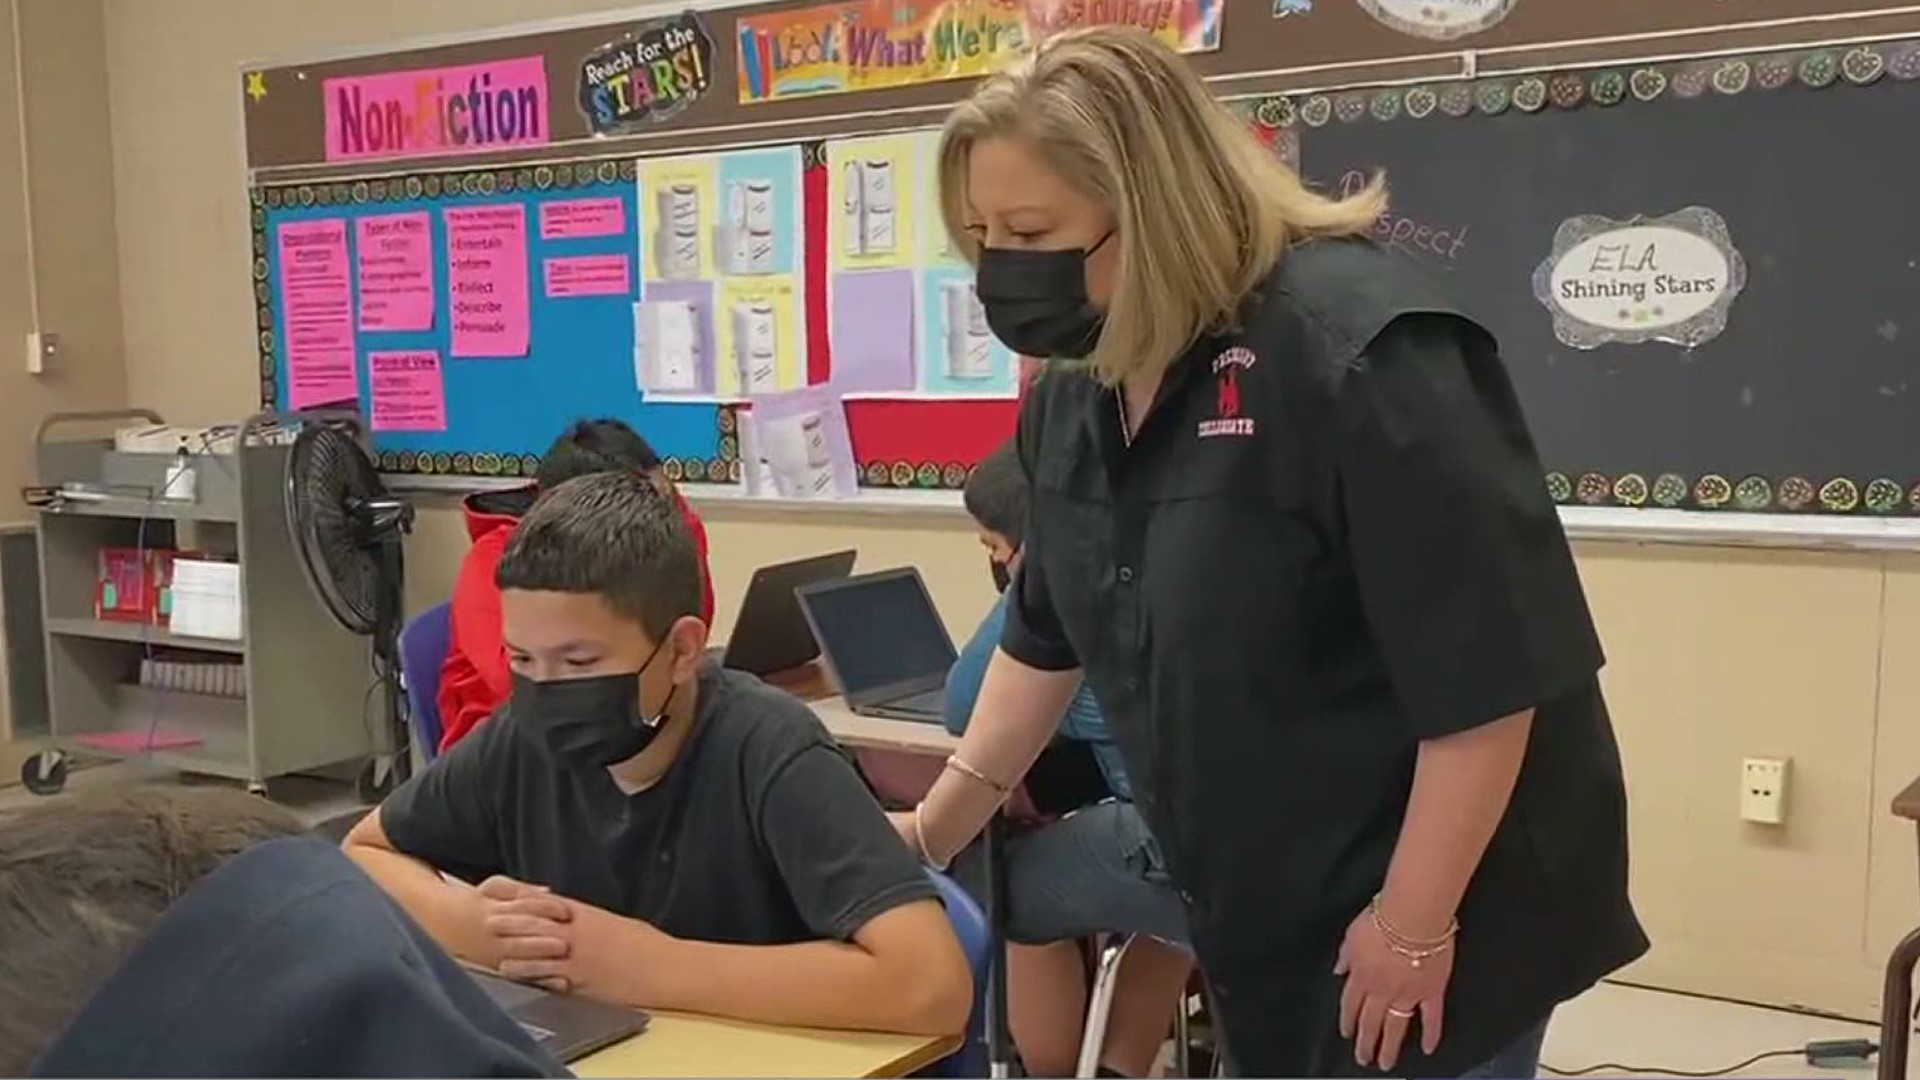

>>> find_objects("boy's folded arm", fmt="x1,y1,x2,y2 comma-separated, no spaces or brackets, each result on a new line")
599,736,972,1035
342,714,519,966
343,810,501,967
593,898,972,1036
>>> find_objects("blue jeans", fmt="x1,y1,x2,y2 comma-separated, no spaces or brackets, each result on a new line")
1457,1016,1552,1079
951,800,1190,945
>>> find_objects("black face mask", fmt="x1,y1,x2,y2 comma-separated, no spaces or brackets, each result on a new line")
975,233,1113,360
509,640,677,770
990,558,1012,594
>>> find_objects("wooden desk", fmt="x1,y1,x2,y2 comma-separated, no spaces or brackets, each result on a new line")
573,1011,958,1079
761,660,835,703
811,696,961,755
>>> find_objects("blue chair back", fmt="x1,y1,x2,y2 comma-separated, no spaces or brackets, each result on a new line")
398,602,452,761
924,869,992,1078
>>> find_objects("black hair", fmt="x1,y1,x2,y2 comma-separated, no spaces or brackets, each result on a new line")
963,442,1027,548
495,470,701,640
0,785,307,1075
534,418,662,491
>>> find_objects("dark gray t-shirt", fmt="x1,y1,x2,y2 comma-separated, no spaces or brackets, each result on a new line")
381,664,935,945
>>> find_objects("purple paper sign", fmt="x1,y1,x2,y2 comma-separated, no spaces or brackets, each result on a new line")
638,280,717,396
829,269,916,394
744,384,859,499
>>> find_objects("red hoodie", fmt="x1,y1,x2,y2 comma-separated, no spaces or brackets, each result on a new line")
436,483,714,753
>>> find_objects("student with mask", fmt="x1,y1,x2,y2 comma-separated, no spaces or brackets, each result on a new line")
5,786,562,1078
937,442,1192,1078
440,417,715,754
346,471,972,1037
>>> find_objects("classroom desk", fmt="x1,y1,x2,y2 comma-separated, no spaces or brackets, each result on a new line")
760,660,835,703
572,1011,958,1079
810,696,962,755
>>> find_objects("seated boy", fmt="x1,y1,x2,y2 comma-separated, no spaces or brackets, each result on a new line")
346,471,972,1036
4,786,560,1078
440,418,715,753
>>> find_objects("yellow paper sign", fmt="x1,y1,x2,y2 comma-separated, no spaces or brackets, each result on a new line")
736,0,1223,105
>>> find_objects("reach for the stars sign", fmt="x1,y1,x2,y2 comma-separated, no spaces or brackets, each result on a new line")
577,12,717,136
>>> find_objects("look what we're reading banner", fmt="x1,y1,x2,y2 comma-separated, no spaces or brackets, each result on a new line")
736,0,1223,104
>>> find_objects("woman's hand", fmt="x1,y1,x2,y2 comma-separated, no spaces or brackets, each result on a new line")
1334,906,1453,1071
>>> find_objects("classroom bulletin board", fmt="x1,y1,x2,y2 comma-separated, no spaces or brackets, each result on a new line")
244,0,1920,499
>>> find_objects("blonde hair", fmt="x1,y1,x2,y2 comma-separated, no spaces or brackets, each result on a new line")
938,26,1385,384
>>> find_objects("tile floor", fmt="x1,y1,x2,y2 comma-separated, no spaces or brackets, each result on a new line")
3,761,1916,1079
1542,982,1909,1079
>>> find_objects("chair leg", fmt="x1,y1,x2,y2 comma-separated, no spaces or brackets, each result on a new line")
1076,935,1137,1078
1879,926,1920,1080
1170,992,1192,1077
986,816,1014,1079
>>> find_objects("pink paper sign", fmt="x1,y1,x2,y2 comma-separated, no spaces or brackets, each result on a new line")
445,204,531,358
368,350,448,432
276,219,359,408
545,254,632,298
540,197,626,239
356,212,434,331
324,57,550,163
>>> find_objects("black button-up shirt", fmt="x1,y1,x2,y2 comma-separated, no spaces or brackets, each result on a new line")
1003,239,1648,1077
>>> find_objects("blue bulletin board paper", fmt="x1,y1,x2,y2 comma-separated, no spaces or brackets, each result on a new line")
258,170,727,479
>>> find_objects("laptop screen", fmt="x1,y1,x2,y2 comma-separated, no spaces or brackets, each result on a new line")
805,572,956,697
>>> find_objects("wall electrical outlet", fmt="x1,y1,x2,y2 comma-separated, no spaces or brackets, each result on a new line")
1740,756,1790,825
24,331,56,375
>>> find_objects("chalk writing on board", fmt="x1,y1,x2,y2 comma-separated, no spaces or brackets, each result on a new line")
1357,0,1517,40
1531,207,1747,350
1339,170,1468,265
577,12,715,135
445,205,532,358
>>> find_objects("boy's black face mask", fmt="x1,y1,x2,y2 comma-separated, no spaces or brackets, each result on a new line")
990,558,1012,594
509,639,675,769
974,232,1112,360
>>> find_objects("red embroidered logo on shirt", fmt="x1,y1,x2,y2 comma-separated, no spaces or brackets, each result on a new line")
1199,347,1257,439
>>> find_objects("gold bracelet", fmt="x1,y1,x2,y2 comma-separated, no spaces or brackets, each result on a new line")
944,755,1012,795
1369,895,1458,969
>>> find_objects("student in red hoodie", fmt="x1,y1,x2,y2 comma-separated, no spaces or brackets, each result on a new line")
438,419,713,753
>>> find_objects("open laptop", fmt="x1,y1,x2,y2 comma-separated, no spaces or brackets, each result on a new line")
796,567,957,722
467,967,649,1063
721,549,858,675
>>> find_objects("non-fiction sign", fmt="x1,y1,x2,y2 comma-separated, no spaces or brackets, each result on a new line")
1531,206,1747,350
736,0,1222,105
324,57,549,163
577,12,715,135
1357,0,1517,40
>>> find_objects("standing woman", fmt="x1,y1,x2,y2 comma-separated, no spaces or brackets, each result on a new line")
902,26,1648,1079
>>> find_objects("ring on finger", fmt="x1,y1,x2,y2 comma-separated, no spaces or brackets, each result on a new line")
1386,1006,1418,1019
